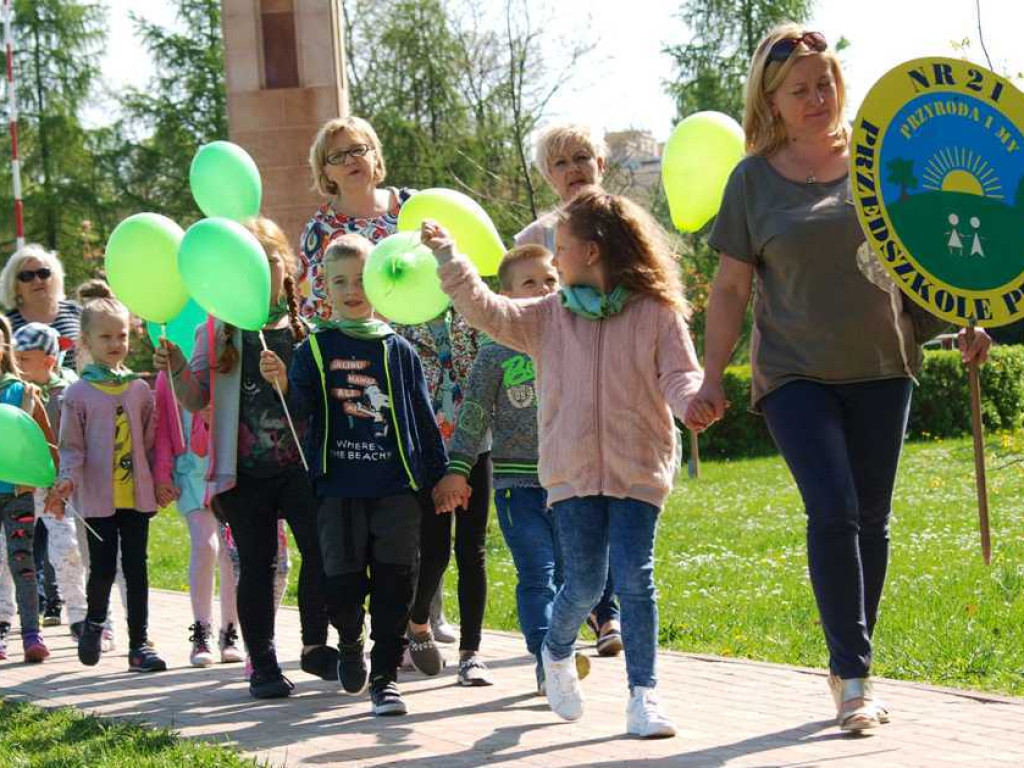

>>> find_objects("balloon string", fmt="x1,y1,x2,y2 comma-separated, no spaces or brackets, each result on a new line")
162,325,187,449
258,330,309,472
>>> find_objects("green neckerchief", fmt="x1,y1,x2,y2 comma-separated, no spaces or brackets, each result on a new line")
559,285,631,320
79,363,142,386
0,372,21,394
266,298,290,326
312,316,395,340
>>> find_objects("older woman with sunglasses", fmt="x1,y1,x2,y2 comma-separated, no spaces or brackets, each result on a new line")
298,116,414,321
684,24,991,732
1,244,80,372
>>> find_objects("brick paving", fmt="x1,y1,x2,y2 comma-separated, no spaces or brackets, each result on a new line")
2,589,1023,767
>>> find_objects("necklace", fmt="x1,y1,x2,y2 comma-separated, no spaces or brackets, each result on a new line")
806,170,817,184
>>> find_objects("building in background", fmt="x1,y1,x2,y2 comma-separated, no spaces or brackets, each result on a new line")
604,129,663,205
221,0,348,247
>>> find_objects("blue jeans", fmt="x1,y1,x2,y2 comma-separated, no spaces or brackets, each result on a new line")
544,495,660,691
496,488,620,660
761,377,912,679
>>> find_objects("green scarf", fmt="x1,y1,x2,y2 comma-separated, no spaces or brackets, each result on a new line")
0,372,21,394
559,285,631,320
266,298,290,326
312,316,395,340
79,363,142,386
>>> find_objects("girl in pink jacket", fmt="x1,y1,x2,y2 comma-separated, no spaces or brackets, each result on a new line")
424,187,703,739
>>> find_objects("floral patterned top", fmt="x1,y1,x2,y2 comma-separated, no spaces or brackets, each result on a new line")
298,187,415,320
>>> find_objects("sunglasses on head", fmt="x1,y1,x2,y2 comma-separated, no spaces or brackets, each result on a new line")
16,268,52,283
767,31,827,65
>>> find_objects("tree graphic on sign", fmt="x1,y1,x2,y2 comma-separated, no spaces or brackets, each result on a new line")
886,157,918,201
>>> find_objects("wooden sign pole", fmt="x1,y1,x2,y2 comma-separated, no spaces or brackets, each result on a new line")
966,318,992,565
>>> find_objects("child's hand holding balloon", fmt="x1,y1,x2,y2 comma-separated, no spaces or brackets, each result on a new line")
153,338,185,374
420,219,456,263
259,350,288,392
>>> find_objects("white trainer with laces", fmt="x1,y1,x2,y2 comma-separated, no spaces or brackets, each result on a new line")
541,645,583,721
627,686,677,738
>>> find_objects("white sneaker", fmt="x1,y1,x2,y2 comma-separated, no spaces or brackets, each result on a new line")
626,686,677,738
219,623,244,664
541,645,583,721
189,622,215,668
101,626,115,653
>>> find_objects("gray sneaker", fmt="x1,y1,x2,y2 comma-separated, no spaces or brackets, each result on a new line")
407,630,444,676
457,654,493,687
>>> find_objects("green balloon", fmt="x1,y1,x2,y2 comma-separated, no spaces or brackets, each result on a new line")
146,298,206,360
397,188,505,276
0,404,56,488
661,111,746,233
363,232,451,325
104,213,188,323
178,218,270,331
189,141,263,222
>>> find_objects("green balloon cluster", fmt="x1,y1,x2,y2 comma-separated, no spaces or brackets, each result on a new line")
661,111,746,233
104,213,188,324
190,141,263,222
0,404,56,488
363,232,451,325
397,188,505,276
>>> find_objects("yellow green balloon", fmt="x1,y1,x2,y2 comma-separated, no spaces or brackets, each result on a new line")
397,188,504,276
662,111,746,233
104,213,188,324
0,404,56,488
178,218,270,331
363,232,451,325
190,141,263,222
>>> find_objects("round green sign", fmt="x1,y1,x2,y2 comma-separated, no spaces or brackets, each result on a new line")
851,57,1024,328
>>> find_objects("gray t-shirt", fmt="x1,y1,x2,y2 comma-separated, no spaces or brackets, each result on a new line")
709,155,929,408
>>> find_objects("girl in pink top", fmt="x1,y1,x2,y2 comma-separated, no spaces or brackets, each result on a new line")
424,187,703,738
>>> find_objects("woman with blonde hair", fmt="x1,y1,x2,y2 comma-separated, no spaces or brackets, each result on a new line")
299,116,414,321
685,24,991,731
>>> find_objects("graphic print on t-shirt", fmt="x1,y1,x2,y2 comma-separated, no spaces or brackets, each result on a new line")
329,356,393,462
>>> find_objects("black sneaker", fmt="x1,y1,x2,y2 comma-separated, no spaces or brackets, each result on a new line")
69,621,84,642
369,674,407,716
128,645,167,673
0,621,10,642
338,642,368,695
300,644,340,681
78,621,104,666
249,666,294,699
42,600,63,627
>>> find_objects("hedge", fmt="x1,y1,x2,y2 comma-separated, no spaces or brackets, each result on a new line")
688,346,1024,460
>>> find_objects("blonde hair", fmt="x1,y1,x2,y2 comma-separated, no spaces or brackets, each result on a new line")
558,187,689,317
323,233,372,265
0,314,23,378
743,23,850,157
308,116,386,197
497,244,552,291
77,280,129,334
0,244,66,310
534,123,608,188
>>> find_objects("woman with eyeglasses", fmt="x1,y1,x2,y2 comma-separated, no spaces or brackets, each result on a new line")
684,24,992,732
1,244,80,372
299,116,414,322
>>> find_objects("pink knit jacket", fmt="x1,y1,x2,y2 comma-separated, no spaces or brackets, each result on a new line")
439,253,703,508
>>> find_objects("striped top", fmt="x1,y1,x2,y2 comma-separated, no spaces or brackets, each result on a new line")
7,300,82,372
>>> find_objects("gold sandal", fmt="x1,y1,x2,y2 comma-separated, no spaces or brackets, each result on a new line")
829,674,880,732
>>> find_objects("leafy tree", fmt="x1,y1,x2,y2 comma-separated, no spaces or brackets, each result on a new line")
886,157,917,200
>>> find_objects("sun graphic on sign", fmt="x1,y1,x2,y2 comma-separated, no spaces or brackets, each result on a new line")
921,147,1003,198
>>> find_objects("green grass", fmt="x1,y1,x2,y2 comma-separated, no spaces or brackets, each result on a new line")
0,700,259,767
147,435,1024,696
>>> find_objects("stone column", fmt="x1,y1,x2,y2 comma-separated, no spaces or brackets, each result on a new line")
221,0,347,247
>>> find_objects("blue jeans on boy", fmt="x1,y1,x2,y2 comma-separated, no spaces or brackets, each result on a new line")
496,488,621,661
544,495,659,691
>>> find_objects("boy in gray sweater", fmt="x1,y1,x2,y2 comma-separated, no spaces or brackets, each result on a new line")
433,244,618,693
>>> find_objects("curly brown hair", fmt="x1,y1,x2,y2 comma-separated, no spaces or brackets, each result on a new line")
557,187,689,317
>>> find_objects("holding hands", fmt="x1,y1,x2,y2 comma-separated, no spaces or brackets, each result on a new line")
432,473,471,515
684,378,730,434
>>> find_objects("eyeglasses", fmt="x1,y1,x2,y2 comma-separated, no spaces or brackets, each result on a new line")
16,268,52,283
325,144,371,166
767,31,827,65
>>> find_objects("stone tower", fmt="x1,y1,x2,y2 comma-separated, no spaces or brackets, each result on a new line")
221,0,348,247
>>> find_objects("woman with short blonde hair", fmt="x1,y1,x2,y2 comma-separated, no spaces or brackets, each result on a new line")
299,116,413,320
685,23,991,732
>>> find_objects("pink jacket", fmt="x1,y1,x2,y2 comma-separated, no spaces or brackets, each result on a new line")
153,372,209,486
439,254,703,508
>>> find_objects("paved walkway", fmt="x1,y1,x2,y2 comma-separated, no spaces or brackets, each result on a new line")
2,589,1024,767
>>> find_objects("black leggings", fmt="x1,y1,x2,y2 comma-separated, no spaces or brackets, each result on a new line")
411,453,491,652
215,468,331,672
85,510,153,650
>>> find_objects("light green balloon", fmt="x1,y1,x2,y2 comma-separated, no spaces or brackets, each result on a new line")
104,213,188,323
661,111,746,233
178,218,270,331
0,404,56,488
363,232,451,325
397,188,505,276
189,141,263,222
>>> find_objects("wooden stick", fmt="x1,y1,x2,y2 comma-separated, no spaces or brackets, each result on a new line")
65,502,103,543
161,325,186,449
258,330,309,471
966,319,992,565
